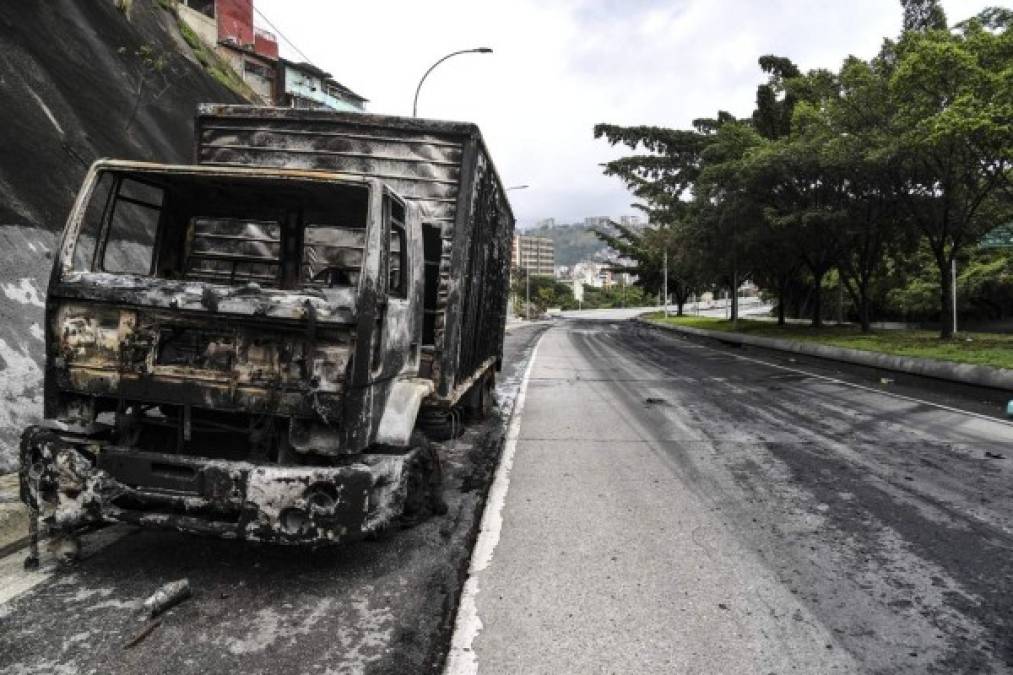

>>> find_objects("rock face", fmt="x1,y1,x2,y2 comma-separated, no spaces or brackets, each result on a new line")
0,0,246,470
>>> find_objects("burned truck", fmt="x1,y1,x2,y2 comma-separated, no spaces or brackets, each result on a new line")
20,106,514,552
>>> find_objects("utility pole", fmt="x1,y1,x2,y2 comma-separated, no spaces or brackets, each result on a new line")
952,258,958,336
525,266,530,321
837,277,844,325
731,271,738,329
663,248,669,318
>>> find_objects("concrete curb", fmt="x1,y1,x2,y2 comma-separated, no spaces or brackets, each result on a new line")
638,318,1013,392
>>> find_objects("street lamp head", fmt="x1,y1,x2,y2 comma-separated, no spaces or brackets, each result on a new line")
506,184,529,191
413,48,494,117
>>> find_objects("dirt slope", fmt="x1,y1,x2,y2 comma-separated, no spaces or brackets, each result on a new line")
0,0,246,470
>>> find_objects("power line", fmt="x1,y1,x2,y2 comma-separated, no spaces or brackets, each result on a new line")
252,6,313,64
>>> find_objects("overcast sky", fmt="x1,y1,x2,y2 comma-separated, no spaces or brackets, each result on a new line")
256,0,999,228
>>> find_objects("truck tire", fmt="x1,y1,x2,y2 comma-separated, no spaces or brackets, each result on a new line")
418,408,464,442
401,432,447,525
463,371,495,422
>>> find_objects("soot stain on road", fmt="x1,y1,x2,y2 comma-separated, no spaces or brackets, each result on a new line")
766,440,1013,671
577,321,1013,672
0,324,548,674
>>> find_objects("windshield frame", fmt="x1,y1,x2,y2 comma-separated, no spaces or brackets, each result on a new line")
57,160,377,296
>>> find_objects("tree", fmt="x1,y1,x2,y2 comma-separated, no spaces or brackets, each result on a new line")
752,55,802,140
885,18,1012,337
901,0,947,32
690,120,768,323
510,273,577,316
817,57,916,331
593,221,702,315
594,112,737,224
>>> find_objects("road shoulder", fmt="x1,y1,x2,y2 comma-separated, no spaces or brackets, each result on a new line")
640,317,1013,393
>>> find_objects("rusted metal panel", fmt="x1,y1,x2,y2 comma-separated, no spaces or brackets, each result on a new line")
194,106,515,402
195,106,465,224
20,427,421,545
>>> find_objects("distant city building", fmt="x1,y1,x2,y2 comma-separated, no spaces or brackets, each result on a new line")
512,235,555,276
584,216,611,228
177,0,367,111
619,215,643,227
572,261,607,290
535,217,556,228
569,259,634,293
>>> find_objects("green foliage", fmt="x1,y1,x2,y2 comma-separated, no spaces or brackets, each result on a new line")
580,283,650,310
901,0,947,32
115,0,134,19
510,275,577,315
136,44,168,73
522,223,608,266
647,315,1013,369
595,2,1013,341
175,11,253,99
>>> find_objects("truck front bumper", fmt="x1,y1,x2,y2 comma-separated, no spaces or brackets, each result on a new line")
19,426,415,545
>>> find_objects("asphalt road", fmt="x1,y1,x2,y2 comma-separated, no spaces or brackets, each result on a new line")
455,319,1013,674
0,324,548,675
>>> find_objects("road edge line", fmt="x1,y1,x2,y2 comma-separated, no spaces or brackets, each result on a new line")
641,319,1013,429
444,332,545,675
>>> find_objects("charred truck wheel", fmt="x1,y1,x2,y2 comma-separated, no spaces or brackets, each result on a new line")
400,431,447,525
418,407,465,442
464,371,496,421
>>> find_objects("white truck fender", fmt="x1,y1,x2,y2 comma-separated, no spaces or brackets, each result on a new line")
375,378,435,446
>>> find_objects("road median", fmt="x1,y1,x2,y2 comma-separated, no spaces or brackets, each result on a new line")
639,316,1013,393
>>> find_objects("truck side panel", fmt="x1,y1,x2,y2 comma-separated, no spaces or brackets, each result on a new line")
454,144,512,386
194,106,514,403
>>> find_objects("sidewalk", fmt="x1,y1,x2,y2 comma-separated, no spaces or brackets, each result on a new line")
0,473,28,558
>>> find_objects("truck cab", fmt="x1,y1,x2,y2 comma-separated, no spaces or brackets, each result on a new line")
21,159,441,546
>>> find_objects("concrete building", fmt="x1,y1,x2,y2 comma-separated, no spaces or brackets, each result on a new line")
276,59,368,112
512,235,555,277
177,0,366,111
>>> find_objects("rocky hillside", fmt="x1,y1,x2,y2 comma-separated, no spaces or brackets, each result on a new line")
0,0,246,471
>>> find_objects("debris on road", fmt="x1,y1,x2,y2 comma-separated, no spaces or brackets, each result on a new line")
141,579,191,618
880,377,894,385
123,619,162,649
984,451,1005,460
644,397,667,406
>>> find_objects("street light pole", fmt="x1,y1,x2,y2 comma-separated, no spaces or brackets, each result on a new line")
952,258,958,336
663,248,668,318
525,266,530,321
413,48,493,117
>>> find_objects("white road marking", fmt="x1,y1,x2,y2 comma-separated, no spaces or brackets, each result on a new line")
0,525,134,607
674,332,1013,430
445,333,545,675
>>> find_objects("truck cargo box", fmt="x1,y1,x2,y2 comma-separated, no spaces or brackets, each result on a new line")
194,105,515,404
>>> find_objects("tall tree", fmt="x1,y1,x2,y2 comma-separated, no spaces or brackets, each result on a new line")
752,55,801,140
823,56,915,331
901,0,947,32
886,17,1012,337
593,221,701,315
691,120,767,322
